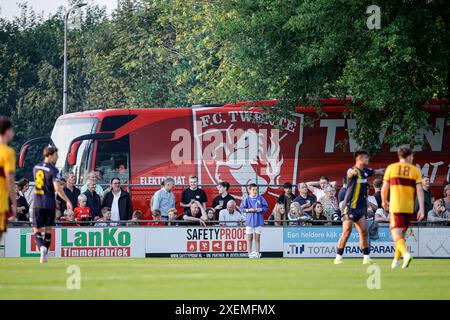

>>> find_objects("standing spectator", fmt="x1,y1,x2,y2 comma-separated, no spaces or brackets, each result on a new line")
442,184,450,211
373,178,383,208
16,179,30,222
211,181,235,219
219,200,244,226
73,194,92,223
83,179,102,220
240,183,269,259
56,172,80,217
287,202,302,225
427,199,450,226
152,177,176,219
59,210,76,226
81,171,104,198
367,185,379,217
338,176,347,203
415,175,434,219
95,207,113,227
318,185,339,220
181,175,207,212
306,176,336,200
277,182,296,214
311,202,327,221
102,178,133,224
183,201,207,226
270,202,286,226
294,182,315,217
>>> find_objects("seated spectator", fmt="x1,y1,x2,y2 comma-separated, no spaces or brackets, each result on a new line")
219,200,244,226
167,208,179,226
102,178,133,224
16,179,30,222
148,209,166,226
212,181,235,219
277,182,296,214
95,207,113,227
287,202,302,225
306,176,336,200
270,202,286,226
427,199,450,226
318,185,339,220
59,210,76,226
312,202,327,221
74,194,92,224
206,208,217,226
294,182,315,217
374,208,389,223
181,175,208,212
83,179,102,220
127,210,143,226
183,201,207,227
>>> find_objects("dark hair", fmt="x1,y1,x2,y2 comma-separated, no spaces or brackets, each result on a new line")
422,175,430,179
373,178,382,189
101,207,111,214
283,182,293,189
0,116,13,135
133,210,143,219
354,150,369,159
319,176,329,182
110,177,120,184
248,183,258,189
189,175,198,181
342,176,347,185
152,209,161,216
17,178,29,191
397,144,413,159
60,178,67,183
43,146,58,157
218,181,230,190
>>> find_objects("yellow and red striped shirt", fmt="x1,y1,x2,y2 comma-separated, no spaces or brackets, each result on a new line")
383,162,422,214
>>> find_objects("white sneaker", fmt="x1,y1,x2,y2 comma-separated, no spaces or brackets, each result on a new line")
255,252,262,259
334,255,343,265
40,246,48,264
248,251,257,258
362,256,372,265
391,259,400,269
402,253,413,269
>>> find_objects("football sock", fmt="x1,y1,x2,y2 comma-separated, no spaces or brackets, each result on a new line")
396,238,408,257
44,232,52,250
362,247,370,255
34,232,45,248
337,248,344,256
394,246,401,260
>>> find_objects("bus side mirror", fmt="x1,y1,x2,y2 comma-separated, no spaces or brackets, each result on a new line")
68,141,82,167
19,145,30,169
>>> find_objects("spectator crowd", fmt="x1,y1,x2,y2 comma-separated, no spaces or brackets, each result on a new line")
11,170,450,228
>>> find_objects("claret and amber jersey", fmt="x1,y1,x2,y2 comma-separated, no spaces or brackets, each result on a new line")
0,143,16,215
383,162,422,214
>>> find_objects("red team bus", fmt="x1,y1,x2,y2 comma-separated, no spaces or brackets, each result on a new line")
19,98,449,220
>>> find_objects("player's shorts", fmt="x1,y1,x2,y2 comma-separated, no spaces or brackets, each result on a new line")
0,210,8,232
33,208,56,229
390,213,413,232
341,207,366,222
246,226,262,235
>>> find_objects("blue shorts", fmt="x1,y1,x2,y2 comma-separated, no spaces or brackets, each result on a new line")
342,207,366,222
33,208,56,228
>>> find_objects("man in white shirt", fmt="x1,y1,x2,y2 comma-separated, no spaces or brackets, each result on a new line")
219,200,244,226
111,184,121,222
306,176,336,200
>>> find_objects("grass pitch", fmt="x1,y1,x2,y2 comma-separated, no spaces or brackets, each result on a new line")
0,258,449,300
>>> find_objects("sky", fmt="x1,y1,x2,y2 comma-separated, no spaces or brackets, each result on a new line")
0,0,118,20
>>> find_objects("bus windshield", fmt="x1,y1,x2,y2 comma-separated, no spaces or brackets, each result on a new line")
50,117,98,173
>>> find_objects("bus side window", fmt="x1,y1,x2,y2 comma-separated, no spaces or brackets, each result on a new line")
95,135,130,186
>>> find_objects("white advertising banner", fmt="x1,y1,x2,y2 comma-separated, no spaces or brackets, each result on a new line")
283,226,419,258
418,228,450,258
145,227,283,258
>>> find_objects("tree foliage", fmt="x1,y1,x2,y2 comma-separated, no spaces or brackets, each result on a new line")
0,0,449,178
